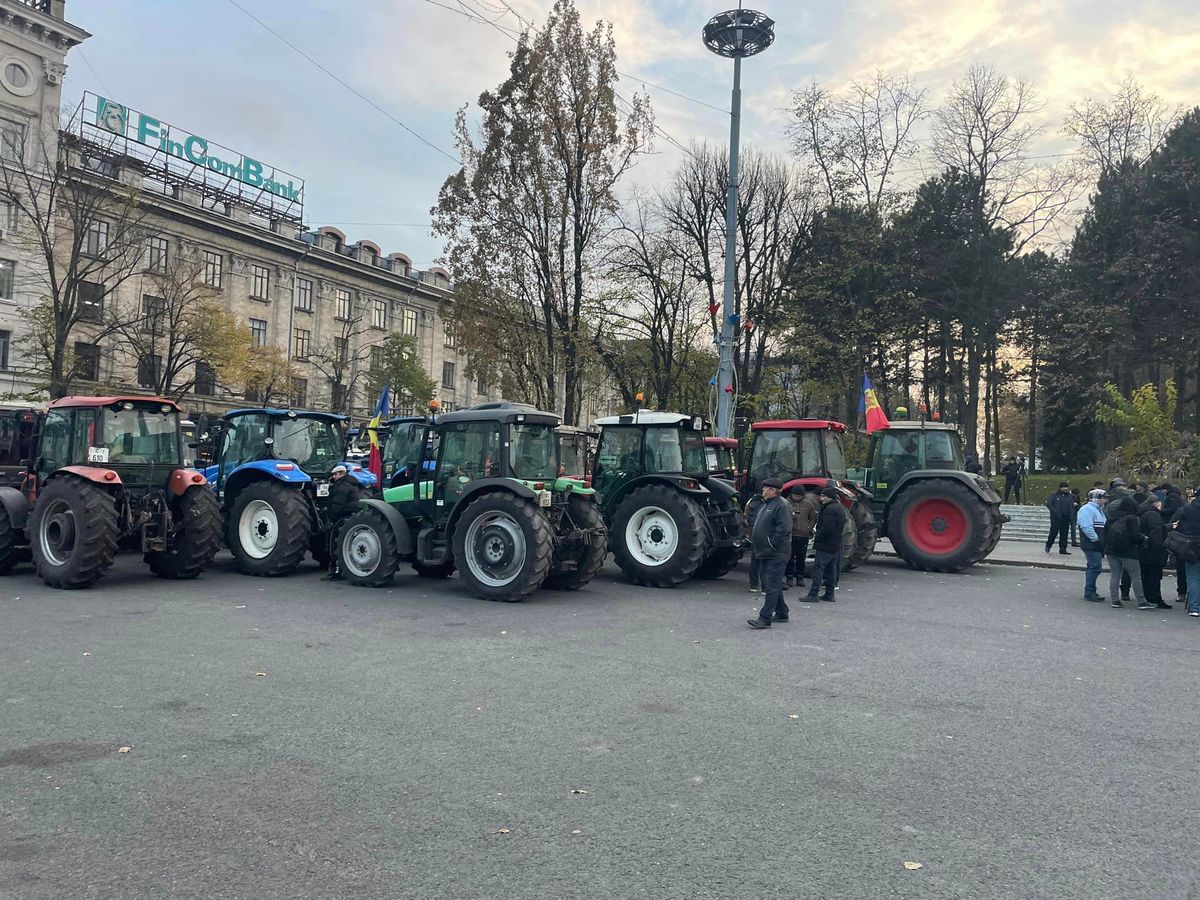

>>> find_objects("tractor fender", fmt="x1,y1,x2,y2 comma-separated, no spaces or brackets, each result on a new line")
699,475,738,502
603,474,711,511
444,479,539,534
168,468,208,497
886,469,998,508
0,484,30,531
341,461,377,489
201,464,219,483
58,465,122,486
222,462,311,504
357,497,415,557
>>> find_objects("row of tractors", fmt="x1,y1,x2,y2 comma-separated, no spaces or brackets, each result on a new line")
0,395,1005,601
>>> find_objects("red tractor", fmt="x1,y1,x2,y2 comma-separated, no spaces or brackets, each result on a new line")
0,396,221,588
704,436,739,479
740,419,878,569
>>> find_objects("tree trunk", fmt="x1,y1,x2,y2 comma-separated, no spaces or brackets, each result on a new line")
964,337,981,457
1027,322,1039,472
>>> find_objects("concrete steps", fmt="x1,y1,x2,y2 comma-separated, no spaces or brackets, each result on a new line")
999,504,1056,543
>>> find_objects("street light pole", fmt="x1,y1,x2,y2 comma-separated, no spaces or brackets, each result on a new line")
703,8,775,438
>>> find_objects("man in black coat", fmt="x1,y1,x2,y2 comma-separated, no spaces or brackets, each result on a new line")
747,478,793,629
1170,489,1200,616
1138,496,1170,609
1160,484,1187,601
1044,482,1076,555
1002,457,1022,503
1104,479,1148,609
321,465,362,581
802,487,847,603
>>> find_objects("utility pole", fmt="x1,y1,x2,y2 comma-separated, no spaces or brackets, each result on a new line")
703,7,774,437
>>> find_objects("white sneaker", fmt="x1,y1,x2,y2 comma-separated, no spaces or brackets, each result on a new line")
1189,611,1199,617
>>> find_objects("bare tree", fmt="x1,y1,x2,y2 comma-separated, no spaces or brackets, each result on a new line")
1063,76,1182,174
1,127,149,397
307,306,378,415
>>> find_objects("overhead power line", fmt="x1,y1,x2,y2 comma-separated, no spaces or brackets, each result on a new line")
223,0,461,166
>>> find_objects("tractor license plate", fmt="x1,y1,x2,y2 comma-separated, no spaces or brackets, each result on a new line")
538,490,552,507
316,483,330,497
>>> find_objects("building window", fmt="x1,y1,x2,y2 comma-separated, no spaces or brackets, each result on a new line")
402,308,418,337
0,329,9,369
0,118,23,162
78,281,104,323
295,277,312,311
336,289,353,320
137,353,161,388
477,379,488,396
194,361,216,396
0,196,15,232
335,336,349,366
147,236,168,273
290,377,308,408
202,250,223,288
0,260,13,300
73,341,99,381
244,384,260,404
142,294,165,335
332,382,347,409
250,318,268,348
442,361,456,389
370,344,384,372
83,220,108,257
444,326,458,350
293,327,311,360
251,264,270,300
441,401,455,413
372,297,387,329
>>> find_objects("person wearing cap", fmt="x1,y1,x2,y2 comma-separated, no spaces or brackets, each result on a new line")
1077,489,1107,601
321,464,362,581
1044,481,1076,555
1103,478,1148,609
802,487,847,603
747,477,793,628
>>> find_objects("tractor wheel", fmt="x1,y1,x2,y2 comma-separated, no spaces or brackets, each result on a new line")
886,479,994,573
0,503,23,575
227,481,311,576
30,476,119,589
413,560,455,578
338,509,400,587
610,484,709,588
146,486,222,579
694,546,741,580
982,504,1005,558
845,498,878,570
453,492,553,601
543,496,607,591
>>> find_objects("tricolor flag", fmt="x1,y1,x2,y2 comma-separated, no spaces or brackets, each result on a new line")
366,384,389,484
861,375,890,434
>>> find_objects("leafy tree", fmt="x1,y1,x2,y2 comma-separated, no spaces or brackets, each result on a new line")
1096,381,1179,472
237,344,296,409
365,333,436,412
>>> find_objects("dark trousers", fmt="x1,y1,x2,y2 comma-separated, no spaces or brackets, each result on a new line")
1004,481,1022,503
1141,561,1164,605
757,557,789,621
1176,558,1187,597
1046,517,1070,552
1069,518,1079,546
787,536,809,581
748,554,761,590
807,550,838,598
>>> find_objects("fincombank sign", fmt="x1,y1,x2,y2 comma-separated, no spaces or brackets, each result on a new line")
76,92,305,222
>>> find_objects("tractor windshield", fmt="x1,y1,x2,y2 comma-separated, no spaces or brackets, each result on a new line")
273,417,343,474
384,423,424,476
824,432,847,478
510,424,557,480
924,430,963,470
645,427,706,474
100,407,180,465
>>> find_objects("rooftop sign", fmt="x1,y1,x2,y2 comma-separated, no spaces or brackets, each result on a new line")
70,92,305,224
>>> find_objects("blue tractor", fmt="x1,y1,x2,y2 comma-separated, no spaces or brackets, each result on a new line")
206,408,376,576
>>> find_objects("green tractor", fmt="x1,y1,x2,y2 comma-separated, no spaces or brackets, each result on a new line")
335,402,607,601
592,412,745,587
847,418,1006,571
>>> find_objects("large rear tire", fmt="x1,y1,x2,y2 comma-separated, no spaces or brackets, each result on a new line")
227,481,311,576
453,492,552,601
887,478,993,573
845,498,878,570
610,484,709,588
338,509,400,587
30,476,119,589
146,486,222,579
543,496,607,591
0,503,22,575
694,546,740,580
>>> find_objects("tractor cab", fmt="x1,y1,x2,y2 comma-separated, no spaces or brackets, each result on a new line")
0,407,39,490
703,436,739,479
382,415,436,488
556,426,598,482
849,422,965,495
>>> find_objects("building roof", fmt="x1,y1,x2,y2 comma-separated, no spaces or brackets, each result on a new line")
50,395,178,410
594,411,707,428
751,419,847,432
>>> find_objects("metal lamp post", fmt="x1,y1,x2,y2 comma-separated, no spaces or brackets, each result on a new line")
703,7,775,438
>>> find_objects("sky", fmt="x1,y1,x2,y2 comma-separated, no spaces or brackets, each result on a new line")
64,0,1200,267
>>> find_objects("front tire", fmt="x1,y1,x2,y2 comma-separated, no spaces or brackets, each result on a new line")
146,486,222,579
453,492,552,601
543,496,607,591
887,478,994,573
610,484,709,588
845,498,878,570
30,476,119,589
227,481,311,576
338,509,399,587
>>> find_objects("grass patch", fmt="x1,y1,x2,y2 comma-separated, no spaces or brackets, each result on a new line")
1008,473,1102,505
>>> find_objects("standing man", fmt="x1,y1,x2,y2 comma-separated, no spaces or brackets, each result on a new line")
1170,487,1200,617
1138,495,1170,609
1104,478,1149,609
1044,482,1076,555
747,478,793,629
744,490,765,593
321,465,361,581
1077,489,1107,602
964,454,983,475
1002,457,1020,503
786,484,818,588
802,487,847,604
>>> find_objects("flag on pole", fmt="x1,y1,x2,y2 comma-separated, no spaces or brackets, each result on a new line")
862,374,891,434
366,384,389,485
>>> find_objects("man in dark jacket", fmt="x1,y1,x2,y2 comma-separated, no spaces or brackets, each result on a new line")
321,465,362,581
786,484,819,588
964,454,983,475
802,487,846,603
1002,457,1022,503
1170,490,1200,616
747,478,793,629
744,493,765,593
1138,496,1170,609
1104,479,1147,608
1044,482,1076,555
1160,484,1187,601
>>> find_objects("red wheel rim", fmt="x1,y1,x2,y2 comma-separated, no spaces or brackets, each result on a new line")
906,498,967,555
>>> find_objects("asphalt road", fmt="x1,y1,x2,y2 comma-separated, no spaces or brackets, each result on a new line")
1,552,1198,900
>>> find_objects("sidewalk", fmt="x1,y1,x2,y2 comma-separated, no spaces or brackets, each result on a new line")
874,538,1092,571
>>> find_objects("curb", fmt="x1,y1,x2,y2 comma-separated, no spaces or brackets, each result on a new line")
874,547,1093,573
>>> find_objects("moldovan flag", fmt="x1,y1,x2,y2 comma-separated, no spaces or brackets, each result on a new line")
366,384,389,485
862,374,891,434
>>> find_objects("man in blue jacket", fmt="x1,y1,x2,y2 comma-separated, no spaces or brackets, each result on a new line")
1076,489,1107,601
747,477,793,629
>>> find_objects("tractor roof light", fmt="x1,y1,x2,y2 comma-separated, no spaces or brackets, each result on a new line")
121,402,133,410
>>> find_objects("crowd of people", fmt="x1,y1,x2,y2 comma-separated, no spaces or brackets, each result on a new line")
1065,478,1200,616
